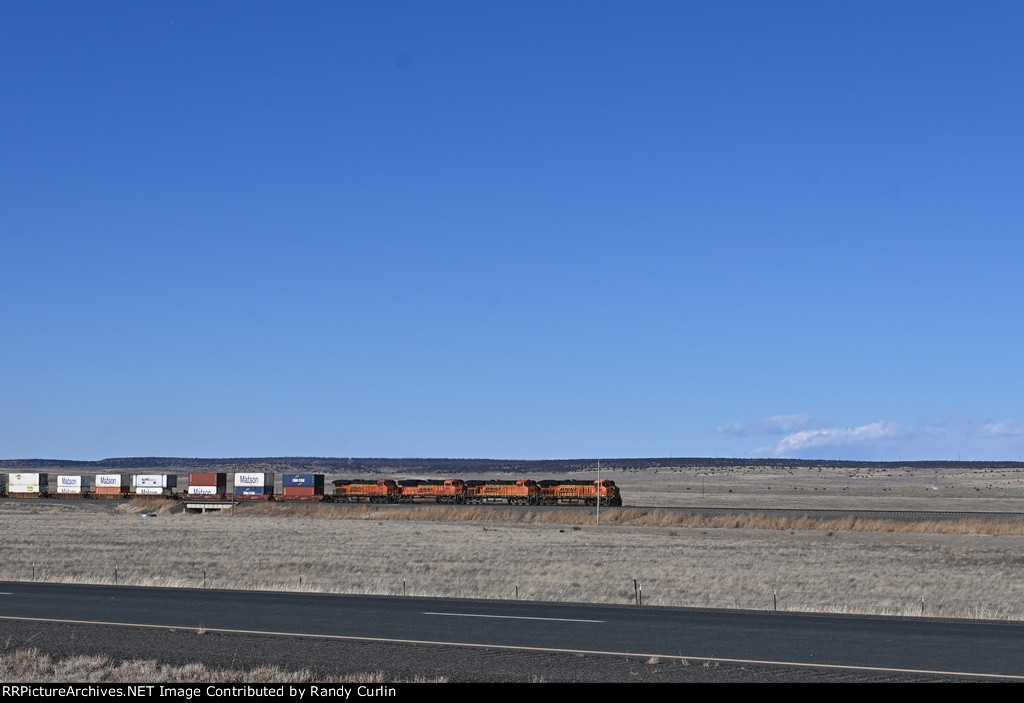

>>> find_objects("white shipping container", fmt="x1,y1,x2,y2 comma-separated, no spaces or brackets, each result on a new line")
187,486,220,495
132,474,175,488
7,485,42,493
57,475,83,488
134,486,168,495
57,485,85,494
96,474,123,487
10,473,45,486
234,472,272,487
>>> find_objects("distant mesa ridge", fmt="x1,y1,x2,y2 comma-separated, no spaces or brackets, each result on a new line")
0,457,1020,472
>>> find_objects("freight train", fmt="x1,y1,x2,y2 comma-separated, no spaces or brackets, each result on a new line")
332,478,622,505
1,472,623,507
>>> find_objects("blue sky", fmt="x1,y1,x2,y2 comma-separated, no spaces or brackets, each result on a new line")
2,1,1022,461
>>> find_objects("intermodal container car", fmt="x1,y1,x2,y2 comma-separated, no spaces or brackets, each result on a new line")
94,474,129,497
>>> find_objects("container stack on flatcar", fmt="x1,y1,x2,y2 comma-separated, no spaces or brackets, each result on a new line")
94,474,129,498
233,472,273,500
186,472,228,499
278,474,326,501
131,474,177,497
7,473,47,498
54,475,89,497
332,479,398,503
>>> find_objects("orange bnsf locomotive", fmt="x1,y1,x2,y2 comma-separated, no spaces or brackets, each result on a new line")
330,477,622,506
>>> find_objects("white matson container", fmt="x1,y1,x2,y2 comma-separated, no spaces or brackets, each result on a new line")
57,485,86,494
134,486,169,495
56,475,86,489
233,472,273,488
187,486,220,495
95,474,123,488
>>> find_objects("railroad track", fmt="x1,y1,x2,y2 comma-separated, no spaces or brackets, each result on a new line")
4,496,1023,523
332,502,1024,523
624,505,1024,522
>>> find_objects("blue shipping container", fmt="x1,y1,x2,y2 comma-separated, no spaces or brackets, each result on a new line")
282,474,325,488
234,486,271,495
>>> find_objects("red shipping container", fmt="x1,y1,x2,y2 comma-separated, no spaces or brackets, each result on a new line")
277,485,325,502
189,472,227,486
281,486,319,496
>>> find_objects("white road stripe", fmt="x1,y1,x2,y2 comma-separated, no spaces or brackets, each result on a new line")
1,615,1019,680
423,611,603,623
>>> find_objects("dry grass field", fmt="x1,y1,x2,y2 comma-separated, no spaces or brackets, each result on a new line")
0,648,440,684
2,464,1024,621
617,462,1024,511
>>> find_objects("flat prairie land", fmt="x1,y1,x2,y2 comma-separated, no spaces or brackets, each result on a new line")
612,463,1024,511
2,464,1024,620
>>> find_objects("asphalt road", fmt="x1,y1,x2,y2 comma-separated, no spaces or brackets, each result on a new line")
1,581,1021,681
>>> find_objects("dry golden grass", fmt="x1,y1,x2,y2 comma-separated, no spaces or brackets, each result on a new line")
0,648,445,683
214,501,1024,535
612,463,1024,512
3,501,1024,620
4,464,1024,622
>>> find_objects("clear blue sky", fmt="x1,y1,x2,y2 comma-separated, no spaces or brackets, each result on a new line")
2,1,1022,461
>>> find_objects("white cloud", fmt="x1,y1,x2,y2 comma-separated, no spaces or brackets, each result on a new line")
984,420,1024,437
717,414,813,437
731,415,1024,460
772,421,908,455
